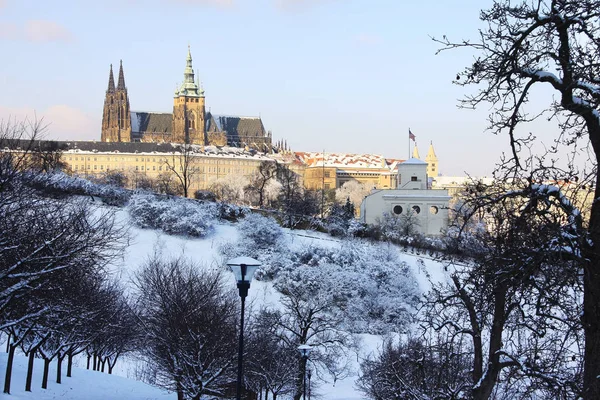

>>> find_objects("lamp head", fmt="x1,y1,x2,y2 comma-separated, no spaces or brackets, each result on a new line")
227,256,262,284
298,344,312,358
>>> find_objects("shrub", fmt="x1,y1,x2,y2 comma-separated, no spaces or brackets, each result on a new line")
128,193,217,237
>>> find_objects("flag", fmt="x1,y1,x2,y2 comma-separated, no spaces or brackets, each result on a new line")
409,129,416,142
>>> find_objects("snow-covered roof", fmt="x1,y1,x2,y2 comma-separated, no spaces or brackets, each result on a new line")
401,157,427,165
295,151,404,171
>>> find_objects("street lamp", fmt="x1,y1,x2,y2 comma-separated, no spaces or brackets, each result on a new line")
307,367,312,400
228,256,262,400
298,344,312,400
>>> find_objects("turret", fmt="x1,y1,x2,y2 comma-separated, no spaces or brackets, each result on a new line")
412,143,420,159
425,141,439,177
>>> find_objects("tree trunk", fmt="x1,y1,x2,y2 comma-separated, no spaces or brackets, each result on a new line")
86,353,91,370
472,286,507,400
67,351,73,377
3,344,16,394
56,355,63,384
25,349,35,391
100,359,106,373
583,170,600,399
5,332,10,353
93,353,97,371
41,358,50,389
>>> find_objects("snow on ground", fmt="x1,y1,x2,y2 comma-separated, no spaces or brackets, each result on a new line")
0,353,172,400
1,207,450,400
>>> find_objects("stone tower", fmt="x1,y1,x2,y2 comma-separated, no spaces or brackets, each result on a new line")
172,46,205,144
101,61,131,142
425,141,439,177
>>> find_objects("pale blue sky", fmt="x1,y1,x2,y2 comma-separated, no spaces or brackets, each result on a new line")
0,0,543,176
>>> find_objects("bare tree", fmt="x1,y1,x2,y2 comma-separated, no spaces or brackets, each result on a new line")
155,171,182,196
133,255,238,400
245,160,278,208
0,117,47,192
0,190,124,393
246,309,297,400
434,2,600,395
271,282,352,400
357,335,471,400
425,178,584,399
163,144,199,198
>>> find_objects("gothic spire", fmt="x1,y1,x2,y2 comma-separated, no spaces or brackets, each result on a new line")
117,60,126,90
107,64,115,92
175,46,204,97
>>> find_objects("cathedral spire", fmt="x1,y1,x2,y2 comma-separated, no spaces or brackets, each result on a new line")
107,64,115,93
176,46,204,97
117,60,126,90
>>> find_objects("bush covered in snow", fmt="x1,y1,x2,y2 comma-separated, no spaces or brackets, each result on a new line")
23,171,131,206
216,201,247,222
222,229,419,334
238,213,283,249
128,193,218,237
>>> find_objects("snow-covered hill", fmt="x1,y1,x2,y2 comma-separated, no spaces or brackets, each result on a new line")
0,352,171,400
1,204,448,400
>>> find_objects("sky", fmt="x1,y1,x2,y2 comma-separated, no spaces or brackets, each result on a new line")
0,0,556,177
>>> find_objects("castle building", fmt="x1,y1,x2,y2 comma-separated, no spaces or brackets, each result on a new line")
360,158,451,236
101,47,273,152
298,152,404,191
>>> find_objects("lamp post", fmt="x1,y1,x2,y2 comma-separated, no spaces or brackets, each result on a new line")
298,344,312,400
228,256,262,400
307,367,312,400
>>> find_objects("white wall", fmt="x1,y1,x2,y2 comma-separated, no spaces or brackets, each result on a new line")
360,188,451,236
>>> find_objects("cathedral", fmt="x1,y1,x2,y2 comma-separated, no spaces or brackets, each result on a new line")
101,47,273,152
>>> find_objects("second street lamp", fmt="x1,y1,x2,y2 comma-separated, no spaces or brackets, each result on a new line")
228,256,262,400
298,344,312,400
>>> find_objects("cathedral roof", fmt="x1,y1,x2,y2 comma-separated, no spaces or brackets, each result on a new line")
131,112,172,134
129,111,268,146
206,113,266,141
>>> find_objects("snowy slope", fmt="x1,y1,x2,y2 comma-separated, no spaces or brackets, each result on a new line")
1,207,449,400
0,353,172,400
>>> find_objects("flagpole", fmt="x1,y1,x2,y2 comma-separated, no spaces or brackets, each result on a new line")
408,128,410,159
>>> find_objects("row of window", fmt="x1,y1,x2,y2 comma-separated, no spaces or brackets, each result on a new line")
73,164,254,175
393,205,439,215
67,155,259,166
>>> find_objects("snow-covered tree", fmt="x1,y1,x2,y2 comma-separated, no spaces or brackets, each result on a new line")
435,1,600,395
245,160,278,208
209,173,249,204
357,335,471,400
0,192,124,394
335,180,369,211
133,256,238,400
426,179,584,399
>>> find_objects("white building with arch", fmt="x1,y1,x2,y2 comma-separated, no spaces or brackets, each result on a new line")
359,158,451,236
